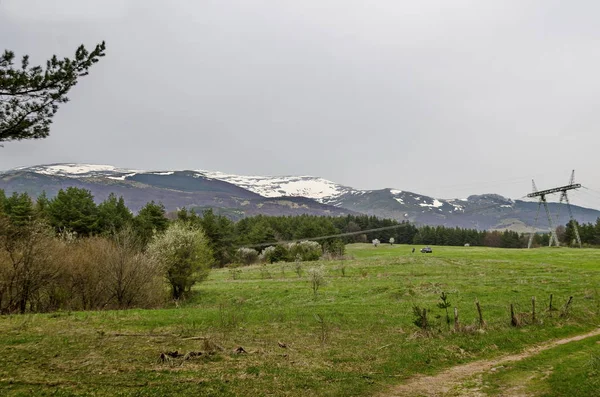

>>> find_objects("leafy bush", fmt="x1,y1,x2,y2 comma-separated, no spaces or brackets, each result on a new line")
259,241,322,264
259,245,289,263
287,240,321,262
258,246,276,263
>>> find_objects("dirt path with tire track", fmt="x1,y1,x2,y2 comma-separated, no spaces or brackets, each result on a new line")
379,327,600,397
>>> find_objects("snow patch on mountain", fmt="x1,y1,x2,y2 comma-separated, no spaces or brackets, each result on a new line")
419,199,444,208
197,170,355,202
25,164,119,175
389,189,405,204
13,163,142,178
445,199,465,212
107,173,138,181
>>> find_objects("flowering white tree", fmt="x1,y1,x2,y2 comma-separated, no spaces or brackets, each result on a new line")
389,237,395,245
147,223,213,299
236,247,259,265
307,265,326,296
287,240,321,261
372,239,380,247
258,246,277,263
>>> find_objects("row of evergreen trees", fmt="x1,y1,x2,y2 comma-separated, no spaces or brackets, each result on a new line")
412,225,551,248
565,219,600,246
2,188,593,269
0,188,168,245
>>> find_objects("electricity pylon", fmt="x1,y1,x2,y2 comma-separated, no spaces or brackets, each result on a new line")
527,170,582,248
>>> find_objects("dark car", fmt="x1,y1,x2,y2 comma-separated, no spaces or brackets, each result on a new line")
420,247,433,253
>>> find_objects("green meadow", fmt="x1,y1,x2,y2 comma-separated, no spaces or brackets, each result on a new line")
1,244,599,396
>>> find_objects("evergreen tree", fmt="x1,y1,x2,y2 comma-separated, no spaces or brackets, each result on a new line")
0,189,6,212
199,209,235,267
133,201,169,246
3,192,34,227
34,191,51,220
48,187,98,236
176,207,202,227
97,193,133,234
594,218,600,245
245,220,277,246
580,220,597,245
1,42,106,143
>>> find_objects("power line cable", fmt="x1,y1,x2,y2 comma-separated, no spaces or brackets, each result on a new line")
240,223,413,248
240,200,529,249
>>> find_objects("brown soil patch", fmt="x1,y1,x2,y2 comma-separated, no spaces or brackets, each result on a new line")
379,327,600,397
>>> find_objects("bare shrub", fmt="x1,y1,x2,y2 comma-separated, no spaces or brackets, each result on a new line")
307,265,326,296
0,218,166,314
314,313,329,345
0,219,62,314
102,227,165,308
53,230,165,311
62,237,112,310
260,264,271,279
228,264,242,280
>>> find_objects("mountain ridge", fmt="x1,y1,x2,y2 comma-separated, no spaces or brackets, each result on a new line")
1,163,599,230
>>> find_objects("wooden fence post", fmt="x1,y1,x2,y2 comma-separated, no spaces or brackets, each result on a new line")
476,299,485,328
454,307,459,331
561,296,573,317
510,304,518,327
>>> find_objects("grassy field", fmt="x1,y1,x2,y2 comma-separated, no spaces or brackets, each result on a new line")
1,244,599,396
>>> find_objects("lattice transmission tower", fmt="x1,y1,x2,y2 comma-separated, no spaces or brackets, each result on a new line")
527,170,582,248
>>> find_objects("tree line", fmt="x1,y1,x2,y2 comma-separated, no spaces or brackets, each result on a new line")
564,219,600,246
3,187,592,260
3,187,596,314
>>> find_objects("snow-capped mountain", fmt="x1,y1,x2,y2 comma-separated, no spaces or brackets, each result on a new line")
5,164,357,203
0,164,357,219
2,163,599,230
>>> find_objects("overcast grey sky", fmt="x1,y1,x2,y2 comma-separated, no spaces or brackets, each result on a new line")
1,0,600,205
